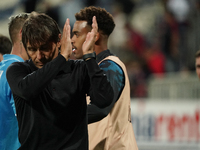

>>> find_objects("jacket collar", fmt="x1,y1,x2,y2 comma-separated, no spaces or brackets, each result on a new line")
96,49,114,63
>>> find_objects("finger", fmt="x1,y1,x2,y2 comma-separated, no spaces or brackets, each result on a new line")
62,19,68,40
93,16,98,32
66,18,71,40
82,16,97,53
91,16,98,41
62,19,71,42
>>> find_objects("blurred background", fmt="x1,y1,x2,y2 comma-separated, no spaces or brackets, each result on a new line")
0,0,199,149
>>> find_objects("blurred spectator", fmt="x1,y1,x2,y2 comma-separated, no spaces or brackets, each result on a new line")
58,0,84,28
127,59,147,97
185,0,200,71
167,0,190,23
125,22,145,58
195,50,200,80
143,39,166,75
166,0,191,70
24,0,38,13
108,3,130,62
0,34,12,62
82,0,114,13
116,0,135,16
159,10,180,72
22,0,62,27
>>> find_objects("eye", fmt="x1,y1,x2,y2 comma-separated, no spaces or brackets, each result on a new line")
75,33,79,38
27,47,37,52
40,46,49,51
40,44,52,52
72,32,79,38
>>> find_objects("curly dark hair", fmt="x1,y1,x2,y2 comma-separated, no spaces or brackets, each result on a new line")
75,6,115,36
21,12,61,50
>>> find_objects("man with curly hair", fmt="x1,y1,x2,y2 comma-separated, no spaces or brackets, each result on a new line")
72,6,138,150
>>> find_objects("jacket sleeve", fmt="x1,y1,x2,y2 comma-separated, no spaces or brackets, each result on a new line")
6,55,68,100
87,59,125,124
84,58,114,109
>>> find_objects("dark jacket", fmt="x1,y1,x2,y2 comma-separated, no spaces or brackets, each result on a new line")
6,54,113,150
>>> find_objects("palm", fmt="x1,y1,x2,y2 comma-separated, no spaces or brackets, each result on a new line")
82,16,98,54
60,18,72,59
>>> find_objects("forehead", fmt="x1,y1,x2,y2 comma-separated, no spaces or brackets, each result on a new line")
26,41,52,48
196,57,200,63
73,21,89,32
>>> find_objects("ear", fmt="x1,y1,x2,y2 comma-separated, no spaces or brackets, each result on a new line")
57,34,61,47
19,29,22,40
95,32,100,43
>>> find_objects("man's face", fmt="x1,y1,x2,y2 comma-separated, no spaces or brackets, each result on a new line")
71,21,91,59
26,42,59,68
196,57,200,79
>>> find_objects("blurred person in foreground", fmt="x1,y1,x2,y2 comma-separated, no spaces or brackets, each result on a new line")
195,50,200,79
0,34,12,61
6,12,113,150
72,6,138,150
0,13,29,150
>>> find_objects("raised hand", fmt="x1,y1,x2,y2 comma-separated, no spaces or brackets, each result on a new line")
60,18,72,60
82,16,98,55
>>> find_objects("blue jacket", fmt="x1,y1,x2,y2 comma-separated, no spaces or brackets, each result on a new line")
0,54,23,150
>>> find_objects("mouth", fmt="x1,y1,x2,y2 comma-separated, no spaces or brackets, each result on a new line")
35,63,43,68
72,45,76,52
36,61,44,66
37,63,44,67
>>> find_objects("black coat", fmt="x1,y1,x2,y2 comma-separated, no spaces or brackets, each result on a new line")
6,54,113,150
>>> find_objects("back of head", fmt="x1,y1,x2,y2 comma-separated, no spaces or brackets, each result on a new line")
8,13,29,45
0,34,12,55
22,12,61,50
75,6,115,37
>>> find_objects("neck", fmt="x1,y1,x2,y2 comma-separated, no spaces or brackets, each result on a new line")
0,54,3,62
94,35,108,55
94,44,107,55
11,42,24,60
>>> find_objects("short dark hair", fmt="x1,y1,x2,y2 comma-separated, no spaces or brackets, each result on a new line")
195,50,200,58
8,13,29,44
22,12,61,50
0,35,12,55
75,6,115,36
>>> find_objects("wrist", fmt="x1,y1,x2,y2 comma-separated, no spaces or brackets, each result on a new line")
60,53,69,61
82,52,96,61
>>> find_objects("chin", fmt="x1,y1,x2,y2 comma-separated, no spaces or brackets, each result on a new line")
72,53,79,59
37,65,43,69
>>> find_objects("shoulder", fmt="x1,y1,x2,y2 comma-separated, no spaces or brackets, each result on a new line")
1,55,23,67
7,60,30,74
3,54,23,63
100,57,123,70
99,59,124,76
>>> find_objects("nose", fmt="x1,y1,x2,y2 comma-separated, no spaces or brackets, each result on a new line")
36,50,43,60
71,35,75,43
